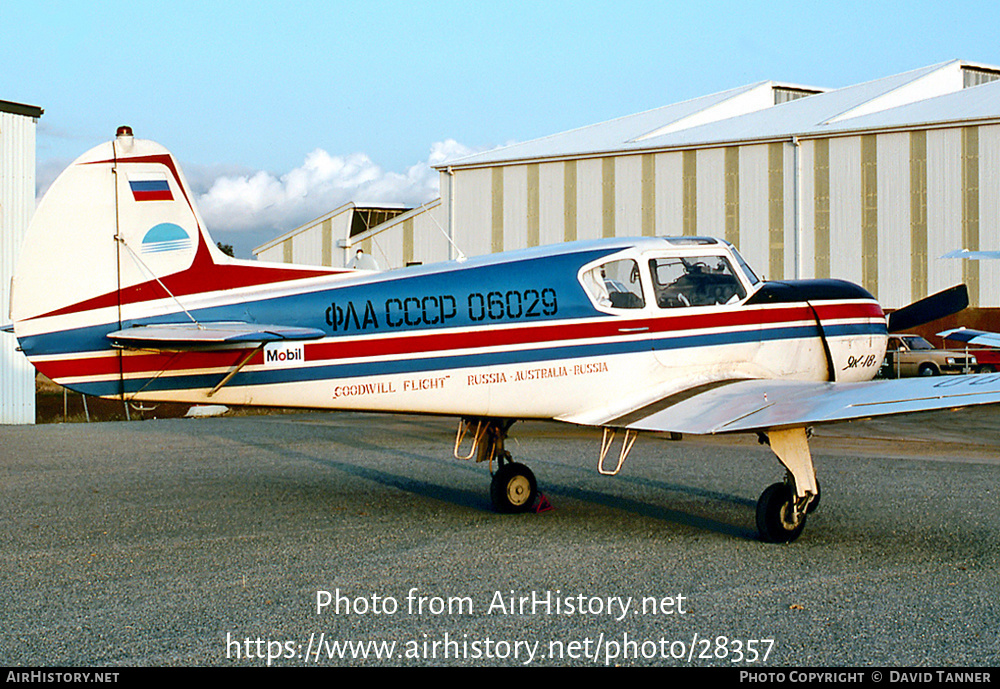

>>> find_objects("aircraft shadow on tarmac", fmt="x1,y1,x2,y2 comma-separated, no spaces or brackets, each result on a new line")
222,425,759,542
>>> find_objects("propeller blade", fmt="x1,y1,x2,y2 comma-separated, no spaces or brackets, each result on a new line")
887,284,969,333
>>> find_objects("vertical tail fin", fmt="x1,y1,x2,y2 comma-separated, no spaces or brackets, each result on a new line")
12,128,340,395
12,126,219,325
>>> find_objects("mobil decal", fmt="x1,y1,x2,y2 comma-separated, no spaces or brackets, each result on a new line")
264,342,305,366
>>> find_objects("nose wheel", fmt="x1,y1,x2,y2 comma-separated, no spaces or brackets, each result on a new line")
756,482,807,543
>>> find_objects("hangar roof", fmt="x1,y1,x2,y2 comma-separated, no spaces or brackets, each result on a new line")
439,60,1000,169
437,81,793,166
253,201,409,255
0,99,43,119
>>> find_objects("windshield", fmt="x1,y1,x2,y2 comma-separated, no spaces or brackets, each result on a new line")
730,246,761,286
649,255,747,308
901,336,934,350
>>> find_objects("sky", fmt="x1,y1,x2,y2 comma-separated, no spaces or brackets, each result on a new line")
3,0,999,257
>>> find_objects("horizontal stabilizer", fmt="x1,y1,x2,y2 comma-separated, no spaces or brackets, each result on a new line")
938,327,1000,348
605,375,1000,435
107,322,326,347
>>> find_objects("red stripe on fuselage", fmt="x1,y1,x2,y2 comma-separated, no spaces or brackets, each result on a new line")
305,302,882,362
32,238,343,320
33,300,885,382
810,301,884,321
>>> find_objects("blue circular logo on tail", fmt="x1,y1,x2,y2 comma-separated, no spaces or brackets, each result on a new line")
141,223,192,254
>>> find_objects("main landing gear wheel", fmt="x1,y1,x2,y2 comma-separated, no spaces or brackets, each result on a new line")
490,462,537,514
756,483,807,543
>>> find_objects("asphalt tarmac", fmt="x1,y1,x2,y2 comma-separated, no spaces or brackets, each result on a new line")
1,407,998,667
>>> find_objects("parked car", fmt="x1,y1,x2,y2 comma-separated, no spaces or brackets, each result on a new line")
879,334,977,378
972,353,1000,373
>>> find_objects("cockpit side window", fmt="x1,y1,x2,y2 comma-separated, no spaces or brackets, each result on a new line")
649,255,747,308
581,259,645,309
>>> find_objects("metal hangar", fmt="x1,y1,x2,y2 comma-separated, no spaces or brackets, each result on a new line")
1,98,43,424
257,60,1000,320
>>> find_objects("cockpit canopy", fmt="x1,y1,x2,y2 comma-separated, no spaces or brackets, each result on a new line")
579,238,760,313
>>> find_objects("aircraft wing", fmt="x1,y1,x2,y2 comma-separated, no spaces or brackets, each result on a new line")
938,327,1000,349
588,375,1000,435
106,322,326,347
941,249,1000,260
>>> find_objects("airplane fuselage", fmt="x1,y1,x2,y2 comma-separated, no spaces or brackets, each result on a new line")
18,237,888,425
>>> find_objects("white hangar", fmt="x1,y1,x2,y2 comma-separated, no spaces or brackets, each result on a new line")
255,201,417,267
256,60,1000,317
1,98,42,424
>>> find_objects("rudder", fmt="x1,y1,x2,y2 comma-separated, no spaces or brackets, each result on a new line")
12,126,216,327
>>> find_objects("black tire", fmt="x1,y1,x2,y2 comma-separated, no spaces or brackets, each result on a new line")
978,365,996,374
756,483,806,543
918,363,938,376
490,463,537,514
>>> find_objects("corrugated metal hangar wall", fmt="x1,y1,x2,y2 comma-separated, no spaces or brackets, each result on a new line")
1,99,42,425
441,125,1000,311
255,200,448,271
435,61,1000,312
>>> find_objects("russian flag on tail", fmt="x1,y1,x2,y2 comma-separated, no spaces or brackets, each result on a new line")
128,172,173,201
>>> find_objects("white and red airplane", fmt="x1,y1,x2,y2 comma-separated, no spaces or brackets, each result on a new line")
9,128,1000,543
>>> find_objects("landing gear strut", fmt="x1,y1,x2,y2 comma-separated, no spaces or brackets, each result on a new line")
755,428,820,543
455,418,538,513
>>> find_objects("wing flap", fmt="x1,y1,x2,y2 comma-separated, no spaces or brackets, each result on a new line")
591,375,1000,435
107,321,325,347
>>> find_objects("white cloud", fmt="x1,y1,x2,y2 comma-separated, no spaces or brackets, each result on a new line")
195,140,477,239
35,139,486,258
